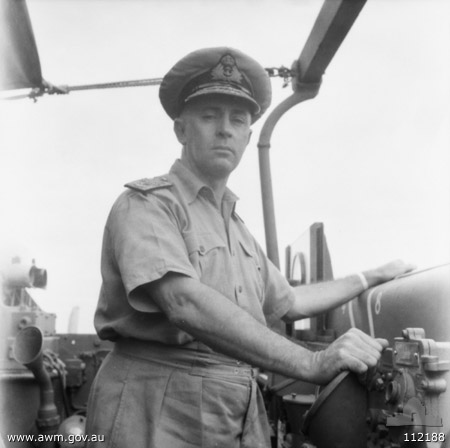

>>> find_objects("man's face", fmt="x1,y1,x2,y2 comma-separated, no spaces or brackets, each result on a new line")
175,94,252,182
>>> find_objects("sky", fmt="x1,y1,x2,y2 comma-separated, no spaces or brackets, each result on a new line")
1,0,449,333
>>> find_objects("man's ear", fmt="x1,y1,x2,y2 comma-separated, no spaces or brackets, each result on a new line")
174,118,187,145
247,128,253,146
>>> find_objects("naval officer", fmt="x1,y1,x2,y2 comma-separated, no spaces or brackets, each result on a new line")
85,47,414,447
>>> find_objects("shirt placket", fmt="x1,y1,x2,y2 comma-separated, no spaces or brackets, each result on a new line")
219,198,244,305
227,221,244,305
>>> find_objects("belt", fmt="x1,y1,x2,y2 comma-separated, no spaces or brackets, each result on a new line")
114,338,257,379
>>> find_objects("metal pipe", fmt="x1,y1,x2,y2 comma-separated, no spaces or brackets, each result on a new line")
257,82,320,267
13,326,60,447
2,263,47,289
257,0,368,267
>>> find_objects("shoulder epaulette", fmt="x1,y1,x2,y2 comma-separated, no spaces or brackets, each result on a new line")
124,176,172,193
233,211,245,223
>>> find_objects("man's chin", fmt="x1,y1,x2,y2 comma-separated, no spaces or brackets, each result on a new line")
207,160,238,178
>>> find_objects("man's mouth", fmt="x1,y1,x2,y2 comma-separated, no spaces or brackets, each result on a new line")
213,146,233,153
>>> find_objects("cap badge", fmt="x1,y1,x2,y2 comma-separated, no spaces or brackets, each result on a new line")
210,54,243,83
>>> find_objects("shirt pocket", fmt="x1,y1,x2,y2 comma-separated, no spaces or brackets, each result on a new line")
186,233,228,285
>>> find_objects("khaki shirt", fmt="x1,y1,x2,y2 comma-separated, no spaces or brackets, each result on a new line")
94,160,295,345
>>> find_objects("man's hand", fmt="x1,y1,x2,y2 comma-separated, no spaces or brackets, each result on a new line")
363,259,416,288
309,328,388,385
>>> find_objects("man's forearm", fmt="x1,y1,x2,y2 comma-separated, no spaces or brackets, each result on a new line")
149,274,318,382
144,273,387,384
284,259,415,321
286,273,367,321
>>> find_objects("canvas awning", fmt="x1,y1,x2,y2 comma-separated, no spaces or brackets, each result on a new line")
0,0,43,91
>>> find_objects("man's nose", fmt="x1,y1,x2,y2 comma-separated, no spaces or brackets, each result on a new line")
216,115,233,137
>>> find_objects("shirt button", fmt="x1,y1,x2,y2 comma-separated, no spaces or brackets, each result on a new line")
199,245,205,254
238,285,243,293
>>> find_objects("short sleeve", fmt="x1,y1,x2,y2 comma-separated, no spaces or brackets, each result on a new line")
106,190,199,311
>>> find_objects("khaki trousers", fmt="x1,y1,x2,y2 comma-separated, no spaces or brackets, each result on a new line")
85,340,271,448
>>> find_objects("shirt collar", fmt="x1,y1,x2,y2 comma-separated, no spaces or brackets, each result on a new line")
169,159,239,207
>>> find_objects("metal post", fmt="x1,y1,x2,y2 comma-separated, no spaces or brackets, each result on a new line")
257,84,320,267
257,0,367,267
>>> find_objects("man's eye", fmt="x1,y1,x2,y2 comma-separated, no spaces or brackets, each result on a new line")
232,116,246,124
202,113,216,120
